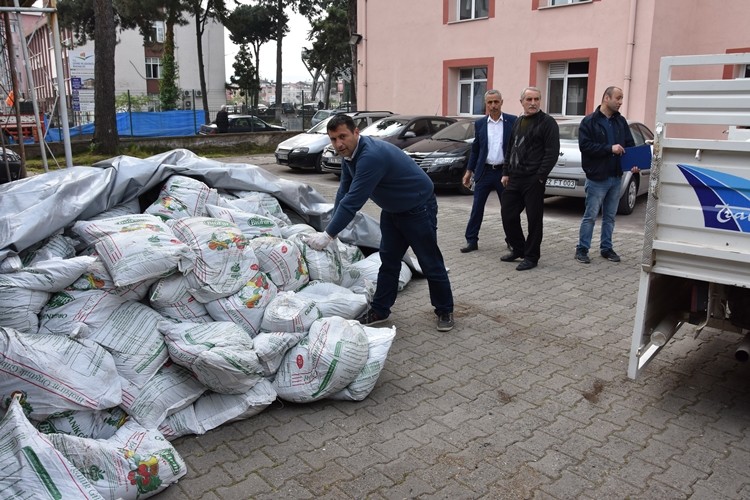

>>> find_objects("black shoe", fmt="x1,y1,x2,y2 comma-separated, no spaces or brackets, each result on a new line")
437,312,454,332
460,242,478,253
601,249,621,262
575,250,591,264
357,309,389,326
500,252,523,262
516,259,537,271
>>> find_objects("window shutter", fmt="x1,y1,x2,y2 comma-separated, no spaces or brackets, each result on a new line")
549,62,566,77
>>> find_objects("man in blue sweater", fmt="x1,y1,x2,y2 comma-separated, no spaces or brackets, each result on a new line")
305,114,455,332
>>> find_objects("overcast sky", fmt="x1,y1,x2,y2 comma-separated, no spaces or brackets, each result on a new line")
223,9,314,84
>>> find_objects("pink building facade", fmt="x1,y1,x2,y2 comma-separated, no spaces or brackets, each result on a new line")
355,0,750,137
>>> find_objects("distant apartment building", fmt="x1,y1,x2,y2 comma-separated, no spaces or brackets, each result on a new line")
3,12,225,120
355,0,750,138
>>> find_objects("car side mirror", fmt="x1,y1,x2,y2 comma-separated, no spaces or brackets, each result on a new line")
403,131,416,139
645,139,654,145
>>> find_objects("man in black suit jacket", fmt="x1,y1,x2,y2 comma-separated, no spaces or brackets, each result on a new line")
460,89,517,253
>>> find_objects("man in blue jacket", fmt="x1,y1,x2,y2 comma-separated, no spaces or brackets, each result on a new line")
575,86,637,264
460,89,517,253
305,114,455,332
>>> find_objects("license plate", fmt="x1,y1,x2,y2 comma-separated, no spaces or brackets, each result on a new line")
277,153,288,160
329,156,342,164
546,178,576,189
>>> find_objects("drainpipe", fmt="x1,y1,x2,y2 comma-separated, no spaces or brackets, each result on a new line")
360,0,368,111
622,0,637,116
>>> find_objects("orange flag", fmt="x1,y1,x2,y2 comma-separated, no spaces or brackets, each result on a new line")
5,90,13,107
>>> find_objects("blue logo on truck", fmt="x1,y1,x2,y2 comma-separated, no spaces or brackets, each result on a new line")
677,164,750,233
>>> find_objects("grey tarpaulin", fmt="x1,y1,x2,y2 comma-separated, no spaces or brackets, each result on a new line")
0,149,383,262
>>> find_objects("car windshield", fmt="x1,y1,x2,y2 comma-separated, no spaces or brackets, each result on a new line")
558,122,580,141
432,120,475,141
308,116,334,134
362,118,407,137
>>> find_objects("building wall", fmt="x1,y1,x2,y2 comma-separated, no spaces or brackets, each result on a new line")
356,0,750,135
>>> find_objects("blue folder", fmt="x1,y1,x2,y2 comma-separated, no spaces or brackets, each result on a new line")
622,144,651,171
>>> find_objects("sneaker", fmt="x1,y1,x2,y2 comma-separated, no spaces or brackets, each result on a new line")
437,312,454,332
357,309,389,326
575,250,591,264
601,249,621,262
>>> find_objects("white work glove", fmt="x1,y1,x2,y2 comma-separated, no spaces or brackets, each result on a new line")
305,231,334,250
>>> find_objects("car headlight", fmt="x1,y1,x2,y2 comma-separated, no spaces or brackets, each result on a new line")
291,147,309,155
433,156,462,165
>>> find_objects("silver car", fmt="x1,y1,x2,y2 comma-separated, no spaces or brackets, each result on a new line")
545,118,653,215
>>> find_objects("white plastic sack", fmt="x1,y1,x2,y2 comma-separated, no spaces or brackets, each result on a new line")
296,281,368,319
329,325,397,401
252,330,307,377
39,290,169,388
159,321,264,394
260,291,321,334
72,214,195,287
69,255,157,301
344,252,413,291
205,204,282,239
273,316,369,403
204,271,278,337
248,236,309,292
47,419,187,500
158,379,277,440
149,273,213,324
36,407,129,440
0,395,105,499
120,361,205,429
145,174,219,221
0,327,122,420
280,223,315,239
169,216,259,303
228,191,292,225
20,232,78,265
292,233,344,284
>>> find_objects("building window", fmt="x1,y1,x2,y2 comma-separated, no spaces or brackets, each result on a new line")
458,0,489,20
145,57,162,79
146,21,165,44
547,60,588,116
458,67,487,115
742,64,750,78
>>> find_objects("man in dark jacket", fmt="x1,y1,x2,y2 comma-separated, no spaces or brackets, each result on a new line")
305,114,455,332
460,89,517,253
575,86,637,264
500,87,560,271
215,105,229,133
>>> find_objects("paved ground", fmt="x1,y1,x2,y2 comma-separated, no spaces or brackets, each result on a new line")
156,155,750,499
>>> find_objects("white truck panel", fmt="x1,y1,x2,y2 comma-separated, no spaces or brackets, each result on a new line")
629,53,750,379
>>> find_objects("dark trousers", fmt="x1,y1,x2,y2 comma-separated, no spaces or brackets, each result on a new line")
372,194,454,317
464,169,504,245
501,175,546,263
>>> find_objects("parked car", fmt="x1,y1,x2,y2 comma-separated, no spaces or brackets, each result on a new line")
321,114,457,176
0,147,22,184
545,118,653,215
311,109,339,126
198,114,286,135
403,117,478,195
275,110,394,172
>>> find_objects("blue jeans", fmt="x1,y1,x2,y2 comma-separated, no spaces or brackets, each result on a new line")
372,195,454,317
577,176,621,252
464,169,504,245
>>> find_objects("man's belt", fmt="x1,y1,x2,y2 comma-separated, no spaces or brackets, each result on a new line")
485,162,504,170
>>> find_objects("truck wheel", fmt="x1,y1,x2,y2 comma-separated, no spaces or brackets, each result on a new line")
617,177,637,215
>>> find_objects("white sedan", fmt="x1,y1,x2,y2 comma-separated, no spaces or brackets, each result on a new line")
545,118,653,215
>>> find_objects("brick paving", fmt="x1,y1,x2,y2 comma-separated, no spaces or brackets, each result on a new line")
156,156,750,499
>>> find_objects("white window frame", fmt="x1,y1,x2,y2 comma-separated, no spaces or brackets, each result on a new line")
457,0,489,21
539,0,591,8
153,21,165,43
145,57,162,79
741,64,750,78
457,67,487,115
547,60,588,117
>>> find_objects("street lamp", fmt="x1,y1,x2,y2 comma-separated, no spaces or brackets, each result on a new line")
349,33,363,46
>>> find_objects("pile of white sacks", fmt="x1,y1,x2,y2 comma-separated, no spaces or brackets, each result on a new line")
0,155,413,499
